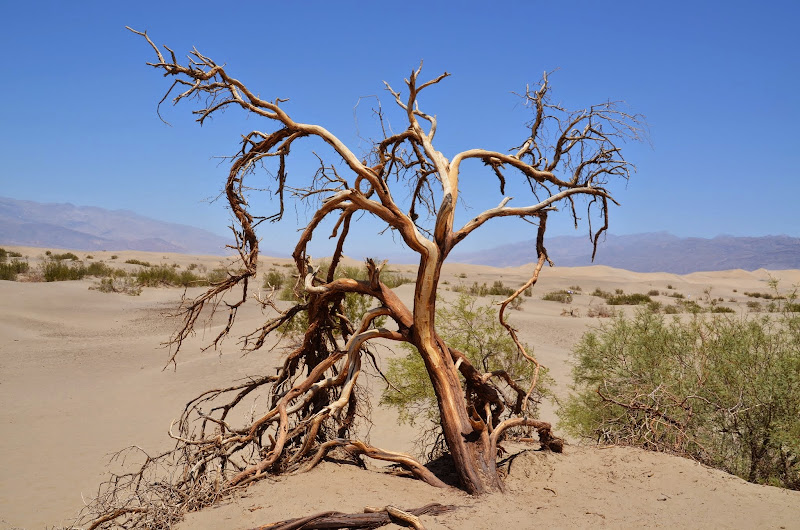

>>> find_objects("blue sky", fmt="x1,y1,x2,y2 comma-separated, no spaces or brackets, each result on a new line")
1,1,798,257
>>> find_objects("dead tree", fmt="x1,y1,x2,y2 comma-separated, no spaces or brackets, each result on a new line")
81,27,644,528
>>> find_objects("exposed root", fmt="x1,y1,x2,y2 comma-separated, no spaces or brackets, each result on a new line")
253,503,457,530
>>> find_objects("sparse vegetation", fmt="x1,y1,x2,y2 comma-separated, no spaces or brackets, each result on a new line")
647,289,660,297
0,259,30,280
561,307,800,490
542,290,573,303
452,280,515,297
605,293,652,306
125,259,152,267
50,252,80,261
91,277,143,296
135,264,205,287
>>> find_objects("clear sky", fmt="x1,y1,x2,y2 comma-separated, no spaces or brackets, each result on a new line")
1,0,798,258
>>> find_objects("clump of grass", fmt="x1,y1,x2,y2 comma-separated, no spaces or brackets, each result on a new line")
125,259,152,267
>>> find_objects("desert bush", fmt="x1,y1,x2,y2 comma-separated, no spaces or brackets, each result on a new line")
744,291,780,300
560,309,800,490
591,288,612,299
679,299,705,314
663,304,681,315
453,281,514,297
606,293,652,305
382,294,549,458
0,248,20,261
110,255,118,260
91,277,142,296
125,259,152,267
669,292,685,299
135,265,206,287
568,285,583,292
586,304,614,318
50,252,80,261
746,301,762,312
542,290,573,303
86,255,94,260
206,268,228,284
41,260,86,281
710,306,736,314
523,287,533,297
647,289,660,297
263,270,285,289
0,259,30,280
86,262,117,277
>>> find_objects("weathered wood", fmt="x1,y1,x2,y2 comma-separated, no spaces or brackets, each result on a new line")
253,503,457,530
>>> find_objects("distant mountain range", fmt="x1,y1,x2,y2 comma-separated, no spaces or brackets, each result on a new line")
451,232,800,273
2,197,797,272
0,197,231,255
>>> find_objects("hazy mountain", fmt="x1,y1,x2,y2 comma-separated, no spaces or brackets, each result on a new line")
451,232,800,273
0,197,232,255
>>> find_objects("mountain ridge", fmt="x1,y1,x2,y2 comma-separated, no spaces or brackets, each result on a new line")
450,232,800,273
0,197,231,255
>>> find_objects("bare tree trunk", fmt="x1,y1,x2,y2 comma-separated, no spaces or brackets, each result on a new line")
412,252,501,493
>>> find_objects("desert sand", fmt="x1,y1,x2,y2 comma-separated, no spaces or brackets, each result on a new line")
1,245,799,529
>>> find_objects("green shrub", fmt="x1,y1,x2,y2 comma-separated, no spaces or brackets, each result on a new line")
263,270,286,289
542,290,573,303
0,248,6,262
568,285,583,292
50,252,80,261
711,306,736,314
382,294,549,458
42,260,86,281
0,259,30,280
647,289,660,297
560,309,800,490
135,264,205,287
606,293,652,305
86,262,117,277
125,259,152,267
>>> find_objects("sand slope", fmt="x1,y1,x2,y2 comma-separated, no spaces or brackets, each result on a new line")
1,246,798,529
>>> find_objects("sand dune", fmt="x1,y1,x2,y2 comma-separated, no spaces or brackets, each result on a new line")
1,246,798,529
